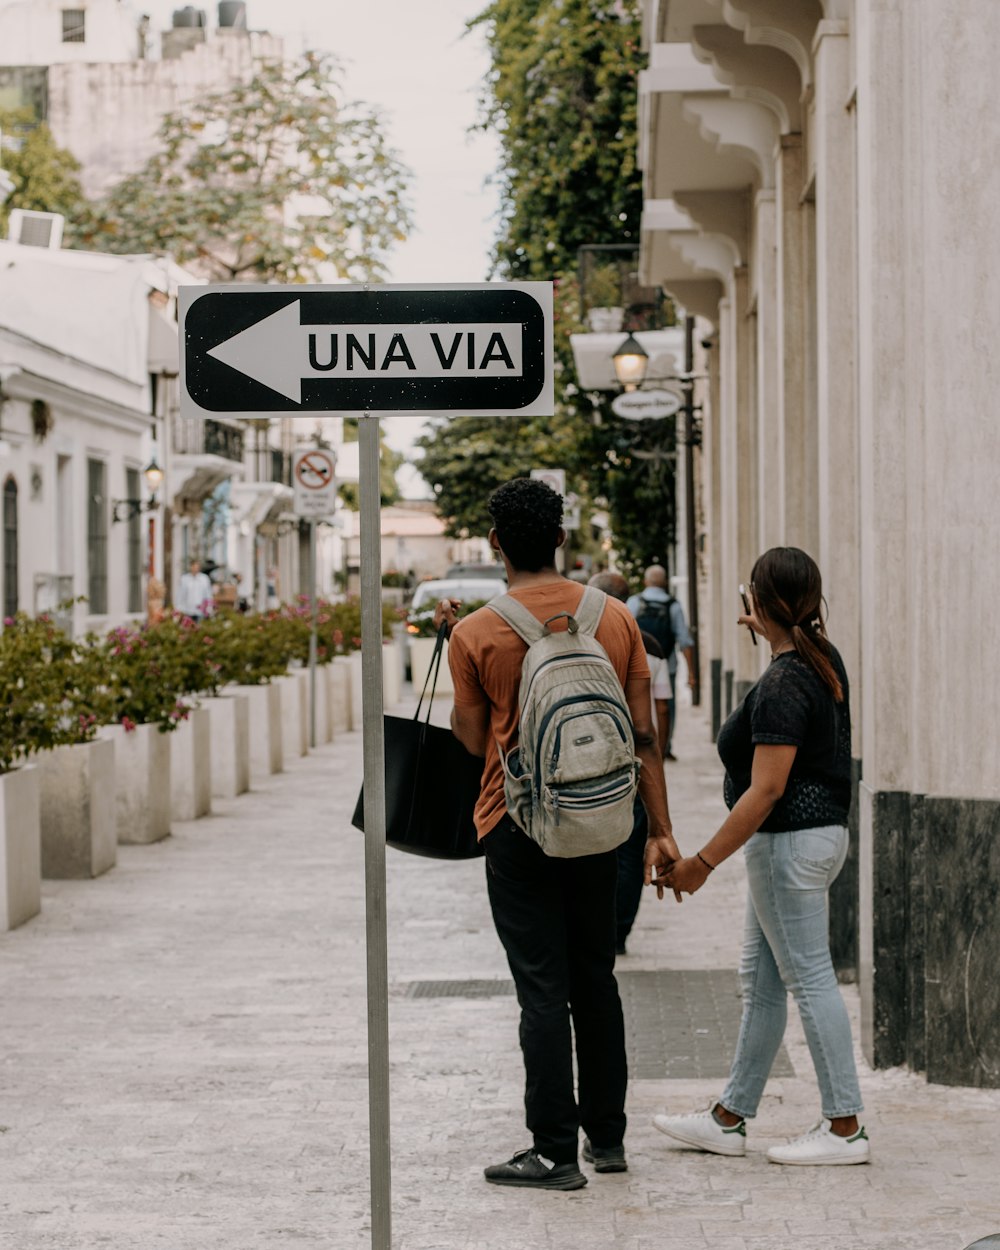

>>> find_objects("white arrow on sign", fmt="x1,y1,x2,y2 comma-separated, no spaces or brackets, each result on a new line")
207,300,525,404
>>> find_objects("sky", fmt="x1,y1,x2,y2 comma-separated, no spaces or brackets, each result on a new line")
139,0,502,494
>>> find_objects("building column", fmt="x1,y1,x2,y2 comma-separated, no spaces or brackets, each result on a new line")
776,133,819,554
704,320,724,739
855,0,919,1071
813,17,862,978
753,189,782,555
731,264,758,704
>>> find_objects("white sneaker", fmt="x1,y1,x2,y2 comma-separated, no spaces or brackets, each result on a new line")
767,1119,870,1166
652,1104,747,1157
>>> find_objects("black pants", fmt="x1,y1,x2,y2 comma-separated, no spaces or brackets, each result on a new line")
616,797,649,948
483,815,627,1164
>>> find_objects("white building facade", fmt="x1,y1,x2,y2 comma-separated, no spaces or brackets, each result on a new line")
0,1,344,613
0,239,165,632
638,0,1000,1086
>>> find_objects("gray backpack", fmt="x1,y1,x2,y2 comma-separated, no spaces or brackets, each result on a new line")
486,586,640,858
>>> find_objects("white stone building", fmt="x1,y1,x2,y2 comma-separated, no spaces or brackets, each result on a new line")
0,0,342,614
0,237,167,632
637,0,1000,1087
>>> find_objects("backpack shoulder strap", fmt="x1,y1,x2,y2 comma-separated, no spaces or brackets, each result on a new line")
573,585,607,636
485,593,546,645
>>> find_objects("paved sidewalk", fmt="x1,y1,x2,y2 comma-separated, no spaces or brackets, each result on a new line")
1,691,999,1250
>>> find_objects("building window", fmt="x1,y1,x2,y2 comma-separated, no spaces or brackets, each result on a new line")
87,459,107,615
61,8,86,42
3,478,17,620
126,467,142,613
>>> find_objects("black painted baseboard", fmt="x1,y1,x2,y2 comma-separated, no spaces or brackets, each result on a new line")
711,658,722,742
830,758,861,982
860,785,1000,1087
923,796,1000,1087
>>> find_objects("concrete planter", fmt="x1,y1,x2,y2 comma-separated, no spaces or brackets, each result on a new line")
307,664,333,746
383,639,402,707
233,683,283,780
409,636,452,697
348,652,364,727
278,671,309,760
345,643,403,722
330,657,353,733
0,764,41,931
37,737,116,879
170,705,212,822
100,722,171,846
204,693,250,799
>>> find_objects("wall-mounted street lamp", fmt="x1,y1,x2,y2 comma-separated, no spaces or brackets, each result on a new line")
111,457,163,523
611,333,649,392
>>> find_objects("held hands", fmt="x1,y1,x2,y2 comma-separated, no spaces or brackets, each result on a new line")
643,831,684,903
660,855,713,897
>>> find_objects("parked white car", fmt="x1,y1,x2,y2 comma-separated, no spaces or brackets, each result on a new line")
404,576,507,679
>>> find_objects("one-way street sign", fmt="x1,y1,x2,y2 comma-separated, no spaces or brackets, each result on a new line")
178,283,553,418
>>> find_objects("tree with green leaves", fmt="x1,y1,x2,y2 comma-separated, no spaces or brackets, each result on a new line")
75,54,412,283
0,108,85,233
447,0,677,580
470,0,645,278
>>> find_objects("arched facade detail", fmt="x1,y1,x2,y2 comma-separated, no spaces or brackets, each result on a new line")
681,94,778,188
719,0,822,90
691,23,802,133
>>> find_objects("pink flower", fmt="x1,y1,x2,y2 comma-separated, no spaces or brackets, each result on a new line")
122,716,137,733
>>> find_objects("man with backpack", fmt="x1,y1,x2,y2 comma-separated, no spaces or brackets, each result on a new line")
434,478,681,1191
626,565,696,760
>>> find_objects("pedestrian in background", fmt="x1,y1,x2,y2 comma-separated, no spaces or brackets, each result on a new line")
175,558,214,623
589,571,670,955
649,547,869,1166
435,478,681,1190
626,565,695,760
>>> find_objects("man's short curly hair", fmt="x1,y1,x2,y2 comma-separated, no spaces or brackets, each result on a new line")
488,477,563,573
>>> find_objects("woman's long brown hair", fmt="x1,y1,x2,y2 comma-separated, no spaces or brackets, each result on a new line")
750,547,844,702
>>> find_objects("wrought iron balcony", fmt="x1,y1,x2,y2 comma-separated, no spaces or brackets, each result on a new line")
173,416,245,463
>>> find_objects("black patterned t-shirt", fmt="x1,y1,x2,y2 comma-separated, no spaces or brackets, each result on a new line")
716,645,851,832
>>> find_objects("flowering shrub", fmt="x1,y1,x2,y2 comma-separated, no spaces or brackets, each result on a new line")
91,619,195,732
0,596,402,770
0,613,101,773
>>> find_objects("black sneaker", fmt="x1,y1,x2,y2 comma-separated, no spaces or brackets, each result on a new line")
582,1137,628,1173
484,1147,587,1190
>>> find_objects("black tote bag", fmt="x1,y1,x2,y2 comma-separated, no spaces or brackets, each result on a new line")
351,624,484,859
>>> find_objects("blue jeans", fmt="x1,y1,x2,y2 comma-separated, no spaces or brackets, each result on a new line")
720,825,863,1121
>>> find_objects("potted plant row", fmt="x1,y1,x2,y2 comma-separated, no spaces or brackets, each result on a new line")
0,597,400,932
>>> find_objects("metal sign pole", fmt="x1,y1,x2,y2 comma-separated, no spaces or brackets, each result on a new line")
308,518,318,748
358,414,391,1250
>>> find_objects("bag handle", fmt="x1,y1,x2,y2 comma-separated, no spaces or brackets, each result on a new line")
414,621,449,723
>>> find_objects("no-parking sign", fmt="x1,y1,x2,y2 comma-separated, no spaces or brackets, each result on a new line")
293,448,337,518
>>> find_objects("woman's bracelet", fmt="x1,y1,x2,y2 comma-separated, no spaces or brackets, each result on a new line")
697,851,715,872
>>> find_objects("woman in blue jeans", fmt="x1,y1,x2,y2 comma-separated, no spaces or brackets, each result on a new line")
647,547,869,1166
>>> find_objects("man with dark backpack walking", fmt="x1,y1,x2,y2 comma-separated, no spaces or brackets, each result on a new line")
434,478,682,1191
627,565,695,760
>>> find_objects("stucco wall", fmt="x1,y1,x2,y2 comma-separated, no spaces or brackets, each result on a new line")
46,31,282,197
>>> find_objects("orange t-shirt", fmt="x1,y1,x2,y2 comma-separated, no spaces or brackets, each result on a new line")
447,582,650,839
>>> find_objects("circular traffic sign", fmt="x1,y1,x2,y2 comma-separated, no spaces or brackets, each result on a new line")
295,449,335,489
